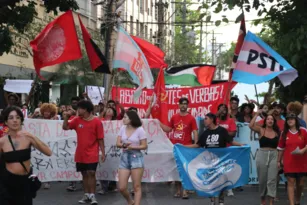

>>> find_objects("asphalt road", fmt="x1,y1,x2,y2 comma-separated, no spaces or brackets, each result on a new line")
34,182,300,205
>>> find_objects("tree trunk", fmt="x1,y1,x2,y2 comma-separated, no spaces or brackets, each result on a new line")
264,80,274,104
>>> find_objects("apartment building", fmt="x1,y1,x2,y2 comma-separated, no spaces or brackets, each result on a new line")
0,0,100,106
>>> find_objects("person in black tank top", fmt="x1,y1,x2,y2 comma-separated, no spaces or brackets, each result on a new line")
250,110,280,205
0,106,52,205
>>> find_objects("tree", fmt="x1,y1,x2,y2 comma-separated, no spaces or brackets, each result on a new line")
0,0,79,55
200,0,307,103
169,0,210,65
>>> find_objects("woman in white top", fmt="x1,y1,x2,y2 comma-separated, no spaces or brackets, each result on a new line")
116,111,148,205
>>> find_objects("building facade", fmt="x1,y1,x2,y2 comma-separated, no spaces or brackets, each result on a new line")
0,0,100,107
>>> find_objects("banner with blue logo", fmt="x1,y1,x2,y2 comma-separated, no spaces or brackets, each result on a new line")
173,144,250,197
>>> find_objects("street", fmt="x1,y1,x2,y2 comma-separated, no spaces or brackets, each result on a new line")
34,182,298,205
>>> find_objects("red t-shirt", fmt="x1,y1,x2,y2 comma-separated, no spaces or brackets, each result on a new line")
168,113,197,145
217,118,237,133
258,119,285,132
277,128,307,173
0,123,8,138
69,115,76,121
69,117,104,163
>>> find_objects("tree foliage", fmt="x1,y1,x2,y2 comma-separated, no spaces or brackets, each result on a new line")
203,0,307,103
169,0,210,65
0,0,79,55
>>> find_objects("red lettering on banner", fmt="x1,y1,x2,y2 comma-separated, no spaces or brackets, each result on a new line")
37,172,46,181
112,170,118,178
142,169,150,179
50,171,56,179
112,82,236,119
41,123,50,138
56,122,69,137
154,168,164,180
146,120,158,137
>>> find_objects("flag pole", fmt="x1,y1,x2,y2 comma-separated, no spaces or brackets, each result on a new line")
94,73,104,103
254,84,260,105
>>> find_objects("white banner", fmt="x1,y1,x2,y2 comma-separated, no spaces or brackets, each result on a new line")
86,86,105,105
4,79,33,94
23,119,179,182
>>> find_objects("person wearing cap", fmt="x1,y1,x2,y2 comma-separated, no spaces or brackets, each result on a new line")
160,97,198,199
277,112,307,205
186,113,242,205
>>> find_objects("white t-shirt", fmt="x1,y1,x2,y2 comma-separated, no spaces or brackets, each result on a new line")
118,126,147,146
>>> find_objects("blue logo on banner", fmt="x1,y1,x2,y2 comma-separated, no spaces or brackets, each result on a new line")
173,144,250,197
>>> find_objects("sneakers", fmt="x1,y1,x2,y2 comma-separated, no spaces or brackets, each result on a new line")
89,195,98,205
66,185,77,192
226,189,234,197
78,195,90,204
98,190,106,195
43,183,51,189
210,198,216,205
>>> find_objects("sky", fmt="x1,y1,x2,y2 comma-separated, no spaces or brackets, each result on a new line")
189,3,269,105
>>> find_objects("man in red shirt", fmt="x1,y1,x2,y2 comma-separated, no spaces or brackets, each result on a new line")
107,100,125,120
63,100,106,205
216,104,237,197
160,97,198,199
258,103,285,132
216,104,237,138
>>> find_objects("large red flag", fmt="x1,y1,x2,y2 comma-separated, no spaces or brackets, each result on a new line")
30,11,82,79
228,14,246,81
131,36,168,69
151,69,169,125
78,15,110,74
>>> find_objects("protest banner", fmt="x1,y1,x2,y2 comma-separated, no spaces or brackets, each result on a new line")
112,82,235,119
4,79,33,94
86,85,105,105
23,119,179,182
173,144,250,197
235,122,259,184
195,120,260,184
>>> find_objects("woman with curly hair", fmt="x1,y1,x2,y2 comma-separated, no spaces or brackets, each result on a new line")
39,103,58,189
39,103,58,120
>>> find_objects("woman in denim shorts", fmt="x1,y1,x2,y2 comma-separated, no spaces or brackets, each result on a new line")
116,111,148,205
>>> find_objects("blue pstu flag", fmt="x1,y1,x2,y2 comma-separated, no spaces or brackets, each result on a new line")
232,31,298,86
173,144,250,197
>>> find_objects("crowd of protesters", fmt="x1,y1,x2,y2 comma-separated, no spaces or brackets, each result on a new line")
1,91,307,205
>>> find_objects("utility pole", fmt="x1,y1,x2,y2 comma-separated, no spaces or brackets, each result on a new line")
211,30,215,64
182,0,187,34
157,0,165,50
104,0,117,99
199,21,203,63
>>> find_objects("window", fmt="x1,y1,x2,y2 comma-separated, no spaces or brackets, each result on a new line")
150,28,153,42
140,0,144,14
150,0,153,16
140,23,144,38
145,25,148,40
155,5,158,20
136,20,139,35
130,16,133,35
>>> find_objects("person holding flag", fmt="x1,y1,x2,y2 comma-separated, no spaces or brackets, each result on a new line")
160,97,198,199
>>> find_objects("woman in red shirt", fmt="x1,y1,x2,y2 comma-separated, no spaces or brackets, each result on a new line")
277,112,307,205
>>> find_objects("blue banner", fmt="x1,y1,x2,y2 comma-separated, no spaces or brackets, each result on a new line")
173,144,250,197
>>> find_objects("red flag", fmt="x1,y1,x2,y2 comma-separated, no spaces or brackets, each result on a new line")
30,11,82,79
229,14,246,81
151,69,169,125
78,15,110,74
131,36,168,69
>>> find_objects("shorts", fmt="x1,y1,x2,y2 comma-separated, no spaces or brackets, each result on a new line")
284,173,307,179
76,162,98,172
0,168,33,205
119,151,144,170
